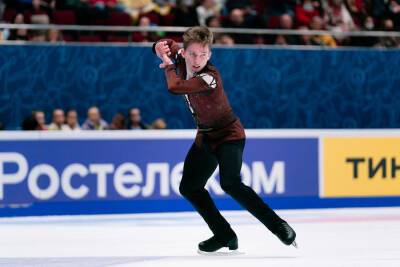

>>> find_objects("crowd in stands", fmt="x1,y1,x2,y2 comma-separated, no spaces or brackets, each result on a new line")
0,0,400,47
16,107,167,131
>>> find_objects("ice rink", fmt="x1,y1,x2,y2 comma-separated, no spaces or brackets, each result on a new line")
1,207,400,267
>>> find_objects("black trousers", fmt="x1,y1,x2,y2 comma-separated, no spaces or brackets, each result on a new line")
179,138,285,242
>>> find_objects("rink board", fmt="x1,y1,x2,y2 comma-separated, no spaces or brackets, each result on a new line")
1,130,400,217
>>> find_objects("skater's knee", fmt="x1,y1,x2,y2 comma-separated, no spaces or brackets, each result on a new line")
179,181,198,197
220,180,241,194
179,182,190,197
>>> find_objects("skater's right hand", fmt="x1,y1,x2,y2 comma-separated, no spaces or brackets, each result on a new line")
155,41,171,59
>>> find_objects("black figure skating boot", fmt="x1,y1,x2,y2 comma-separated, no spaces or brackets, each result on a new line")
198,235,238,253
274,221,298,248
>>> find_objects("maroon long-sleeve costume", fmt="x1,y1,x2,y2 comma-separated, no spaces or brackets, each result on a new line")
153,39,245,149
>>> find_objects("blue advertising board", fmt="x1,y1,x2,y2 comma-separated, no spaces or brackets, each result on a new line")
0,131,318,216
2,130,400,217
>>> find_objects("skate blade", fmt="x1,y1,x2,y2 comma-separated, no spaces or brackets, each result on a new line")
292,240,298,249
197,248,245,256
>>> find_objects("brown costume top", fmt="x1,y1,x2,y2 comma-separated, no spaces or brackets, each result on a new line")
153,39,245,149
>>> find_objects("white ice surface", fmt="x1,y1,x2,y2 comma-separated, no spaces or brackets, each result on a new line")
1,207,400,267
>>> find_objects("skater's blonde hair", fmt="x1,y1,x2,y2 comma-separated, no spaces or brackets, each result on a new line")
183,26,213,49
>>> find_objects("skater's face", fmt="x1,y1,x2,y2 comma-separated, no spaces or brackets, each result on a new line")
182,42,211,74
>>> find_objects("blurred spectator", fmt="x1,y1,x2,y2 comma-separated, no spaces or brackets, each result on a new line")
62,109,81,131
30,0,51,23
0,30,5,42
82,106,109,130
273,14,298,45
295,0,321,27
205,15,220,27
0,121,5,130
33,110,48,130
118,0,149,22
222,8,253,43
388,0,400,30
351,16,378,47
345,0,365,27
363,16,375,31
225,0,253,13
132,16,157,42
309,15,337,47
118,0,173,26
29,0,51,42
0,1,5,21
253,34,264,44
298,25,313,45
150,118,167,129
196,0,220,26
1,0,400,47
1,0,10,40
265,0,297,17
127,108,148,129
205,15,222,41
62,0,93,25
8,13,28,41
31,31,47,42
281,13,294,29
225,8,248,27
173,0,199,27
22,115,40,130
368,0,388,20
375,18,400,47
46,28,63,42
382,17,396,31
324,0,355,44
274,34,288,45
13,11,24,21
224,1,264,29
215,33,235,45
48,108,65,130
109,113,126,130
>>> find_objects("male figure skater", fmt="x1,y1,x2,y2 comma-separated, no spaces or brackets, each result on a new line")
153,26,296,253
